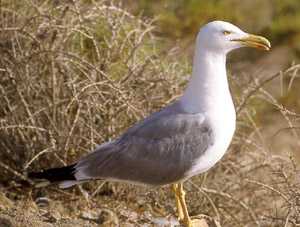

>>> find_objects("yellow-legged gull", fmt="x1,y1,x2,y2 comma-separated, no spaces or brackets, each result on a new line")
29,21,271,227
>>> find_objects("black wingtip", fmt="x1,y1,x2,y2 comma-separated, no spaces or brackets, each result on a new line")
28,164,77,183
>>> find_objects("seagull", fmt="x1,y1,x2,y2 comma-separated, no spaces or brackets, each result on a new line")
29,21,271,227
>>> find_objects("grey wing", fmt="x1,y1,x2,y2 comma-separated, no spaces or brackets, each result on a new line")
75,102,213,186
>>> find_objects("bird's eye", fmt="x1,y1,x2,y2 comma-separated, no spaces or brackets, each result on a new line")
222,30,232,35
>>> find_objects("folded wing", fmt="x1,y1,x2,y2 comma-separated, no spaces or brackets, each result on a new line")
75,102,213,186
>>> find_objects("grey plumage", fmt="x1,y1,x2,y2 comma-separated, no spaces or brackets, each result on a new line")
75,101,213,186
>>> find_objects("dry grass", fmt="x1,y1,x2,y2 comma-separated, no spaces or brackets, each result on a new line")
0,1,299,227
0,0,187,177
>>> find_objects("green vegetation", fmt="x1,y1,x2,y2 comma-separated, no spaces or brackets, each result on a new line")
129,0,300,50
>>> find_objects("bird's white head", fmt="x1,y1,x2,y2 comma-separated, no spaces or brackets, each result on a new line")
197,21,271,54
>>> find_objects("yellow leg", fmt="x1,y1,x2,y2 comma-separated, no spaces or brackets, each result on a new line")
177,183,192,227
173,183,192,227
172,184,184,221
173,183,209,227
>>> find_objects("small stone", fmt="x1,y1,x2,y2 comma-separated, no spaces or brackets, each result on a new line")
35,197,51,208
80,210,99,221
191,218,209,227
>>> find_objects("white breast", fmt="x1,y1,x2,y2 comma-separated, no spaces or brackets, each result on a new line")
179,32,237,177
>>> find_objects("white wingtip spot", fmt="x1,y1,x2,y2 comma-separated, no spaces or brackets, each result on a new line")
74,167,90,181
59,180,79,188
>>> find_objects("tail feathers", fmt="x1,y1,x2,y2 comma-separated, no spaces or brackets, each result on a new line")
28,164,78,188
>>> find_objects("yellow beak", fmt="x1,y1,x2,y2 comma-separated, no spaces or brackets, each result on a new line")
231,34,271,51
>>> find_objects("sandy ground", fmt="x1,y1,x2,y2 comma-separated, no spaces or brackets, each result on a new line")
0,183,180,227
0,181,220,227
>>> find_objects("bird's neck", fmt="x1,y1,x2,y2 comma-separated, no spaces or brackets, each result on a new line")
180,48,233,114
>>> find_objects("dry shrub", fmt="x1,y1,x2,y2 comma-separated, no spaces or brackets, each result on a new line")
0,0,187,177
0,1,299,227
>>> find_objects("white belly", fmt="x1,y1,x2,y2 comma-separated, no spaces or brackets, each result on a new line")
187,111,236,177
